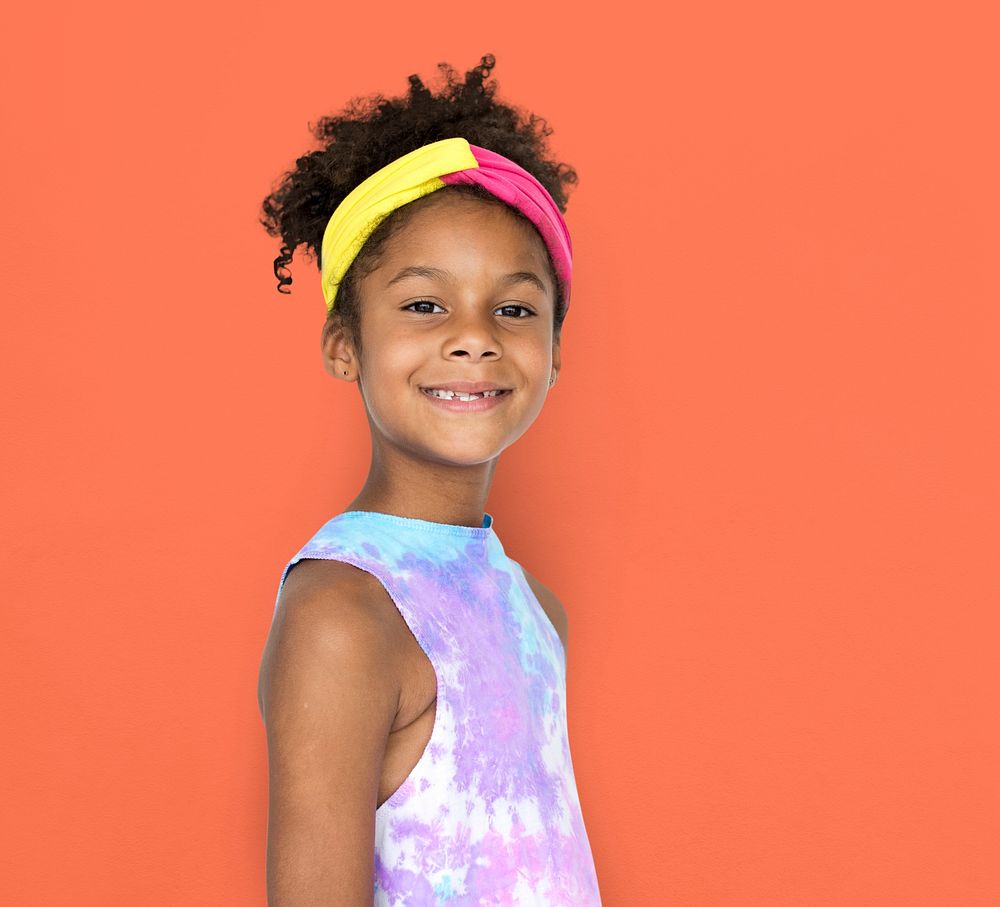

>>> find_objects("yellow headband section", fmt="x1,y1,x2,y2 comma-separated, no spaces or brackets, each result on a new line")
320,137,479,312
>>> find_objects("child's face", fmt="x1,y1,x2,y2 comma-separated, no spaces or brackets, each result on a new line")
340,192,560,467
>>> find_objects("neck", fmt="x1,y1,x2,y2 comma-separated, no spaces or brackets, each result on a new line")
345,438,499,529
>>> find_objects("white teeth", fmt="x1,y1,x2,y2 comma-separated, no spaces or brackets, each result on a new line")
424,388,505,400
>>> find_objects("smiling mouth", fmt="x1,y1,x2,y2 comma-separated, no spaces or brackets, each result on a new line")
420,388,512,401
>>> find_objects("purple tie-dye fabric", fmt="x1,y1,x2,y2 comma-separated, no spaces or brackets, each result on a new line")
273,509,603,906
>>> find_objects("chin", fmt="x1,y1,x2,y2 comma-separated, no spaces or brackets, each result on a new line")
421,439,507,467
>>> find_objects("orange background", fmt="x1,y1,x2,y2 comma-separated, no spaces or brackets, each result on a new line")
3,2,998,904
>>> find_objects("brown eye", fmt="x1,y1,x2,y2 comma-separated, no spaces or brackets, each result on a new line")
403,300,444,314
496,304,535,318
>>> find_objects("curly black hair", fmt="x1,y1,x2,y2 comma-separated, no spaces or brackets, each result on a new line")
258,53,578,362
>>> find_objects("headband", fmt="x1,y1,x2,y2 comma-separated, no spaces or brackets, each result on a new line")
319,137,572,313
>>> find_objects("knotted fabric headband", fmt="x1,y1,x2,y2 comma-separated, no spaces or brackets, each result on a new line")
319,137,572,313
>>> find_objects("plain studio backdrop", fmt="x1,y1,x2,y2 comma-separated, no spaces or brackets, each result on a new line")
1,2,997,904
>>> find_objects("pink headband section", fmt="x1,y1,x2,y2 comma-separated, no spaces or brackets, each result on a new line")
440,144,573,309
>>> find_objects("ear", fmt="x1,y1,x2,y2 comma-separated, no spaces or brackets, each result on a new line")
550,335,561,385
320,314,357,381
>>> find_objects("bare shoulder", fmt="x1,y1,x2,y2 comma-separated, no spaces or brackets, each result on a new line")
518,564,569,654
258,558,405,716
257,557,404,903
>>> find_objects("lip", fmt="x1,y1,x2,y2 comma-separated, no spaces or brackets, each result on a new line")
420,386,513,413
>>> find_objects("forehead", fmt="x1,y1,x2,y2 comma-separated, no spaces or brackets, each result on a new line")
380,192,550,269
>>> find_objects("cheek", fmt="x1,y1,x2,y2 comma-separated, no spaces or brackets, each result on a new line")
522,339,555,377
358,344,430,414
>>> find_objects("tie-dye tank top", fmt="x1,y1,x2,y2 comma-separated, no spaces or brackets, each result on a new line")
273,509,602,906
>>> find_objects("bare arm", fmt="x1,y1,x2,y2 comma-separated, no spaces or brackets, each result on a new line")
258,560,401,907
520,565,569,661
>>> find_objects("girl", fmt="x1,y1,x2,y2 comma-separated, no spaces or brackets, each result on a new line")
257,54,602,906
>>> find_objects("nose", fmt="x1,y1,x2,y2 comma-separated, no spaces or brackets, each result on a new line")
442,307,501,361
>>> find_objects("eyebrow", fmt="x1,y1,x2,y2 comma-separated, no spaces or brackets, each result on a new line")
385,265,548,294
